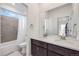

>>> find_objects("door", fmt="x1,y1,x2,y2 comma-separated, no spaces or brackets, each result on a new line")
1,16,18,43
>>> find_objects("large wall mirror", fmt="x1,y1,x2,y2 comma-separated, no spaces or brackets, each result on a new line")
43,3,78,40
43,3,77,38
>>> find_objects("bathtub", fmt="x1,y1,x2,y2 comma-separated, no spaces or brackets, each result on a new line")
0,40,19,56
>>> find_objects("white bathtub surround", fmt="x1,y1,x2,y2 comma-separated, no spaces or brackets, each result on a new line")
8,51,22,56
31,35,79,51
0,40,23,56
0,40,18,56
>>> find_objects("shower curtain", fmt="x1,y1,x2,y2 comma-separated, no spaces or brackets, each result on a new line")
0,16,18,43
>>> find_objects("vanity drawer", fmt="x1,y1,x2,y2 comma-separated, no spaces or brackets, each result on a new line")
31,39,47,48
48,44,72,56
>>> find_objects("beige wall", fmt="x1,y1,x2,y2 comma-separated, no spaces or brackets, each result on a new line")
26,4,40,55
40,3,66,12
27,3,40,37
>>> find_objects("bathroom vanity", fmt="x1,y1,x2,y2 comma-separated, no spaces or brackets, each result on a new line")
31,3,79,56
31,36,79,56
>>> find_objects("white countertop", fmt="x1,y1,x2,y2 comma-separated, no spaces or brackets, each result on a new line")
31,35,79,51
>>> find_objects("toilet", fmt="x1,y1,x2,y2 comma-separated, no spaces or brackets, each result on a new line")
18,42,26,56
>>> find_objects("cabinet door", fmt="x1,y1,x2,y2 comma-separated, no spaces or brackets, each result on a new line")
31,44,47,56
31,44,38,56
48,50,62,56
48,44,71,56
38,47,47,56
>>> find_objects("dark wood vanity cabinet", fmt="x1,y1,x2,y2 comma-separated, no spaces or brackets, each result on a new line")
31,45,47,56
48,50,61,56
31,39,79,56
48,43,79,56
48,44,70,56
31,39,47,56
